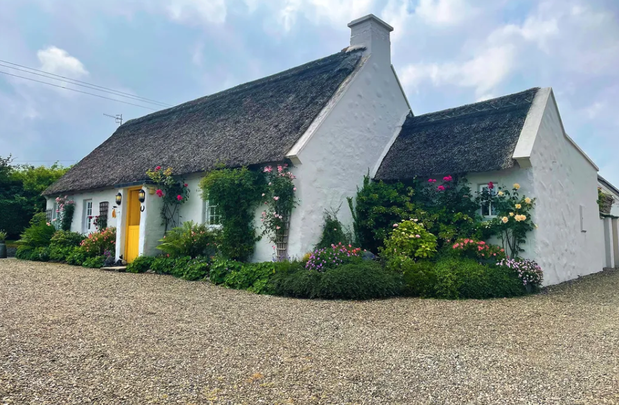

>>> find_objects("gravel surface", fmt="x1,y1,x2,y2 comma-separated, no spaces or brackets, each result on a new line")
1,259,618,404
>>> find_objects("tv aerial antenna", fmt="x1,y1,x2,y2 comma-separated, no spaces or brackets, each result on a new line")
103,113,123,126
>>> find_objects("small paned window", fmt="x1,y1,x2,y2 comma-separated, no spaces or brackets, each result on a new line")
479,183,498,217
204,201,222,227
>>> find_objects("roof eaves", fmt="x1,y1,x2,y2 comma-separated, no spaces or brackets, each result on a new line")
512,87,550,168
599,175,619,197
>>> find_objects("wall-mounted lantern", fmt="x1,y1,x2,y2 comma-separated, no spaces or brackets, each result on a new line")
138,189,146,212
115,192,122,206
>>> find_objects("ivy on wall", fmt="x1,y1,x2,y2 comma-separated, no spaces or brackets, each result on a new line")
200,167,265,262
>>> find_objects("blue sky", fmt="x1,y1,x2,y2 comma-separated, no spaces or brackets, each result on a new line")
1,0,618,185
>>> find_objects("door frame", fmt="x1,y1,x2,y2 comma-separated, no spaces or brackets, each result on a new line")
123,187,142,262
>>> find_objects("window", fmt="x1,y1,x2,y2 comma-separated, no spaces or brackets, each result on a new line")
479,183,498,217
83,199,93,233
204,201,222,227
99,201,109,224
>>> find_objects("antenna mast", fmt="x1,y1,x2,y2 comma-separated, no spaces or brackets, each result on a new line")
103,113,123,126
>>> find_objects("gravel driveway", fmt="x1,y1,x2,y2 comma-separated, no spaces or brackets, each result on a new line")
1,259,618,404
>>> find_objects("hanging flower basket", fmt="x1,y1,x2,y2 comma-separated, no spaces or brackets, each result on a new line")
599,193,614,215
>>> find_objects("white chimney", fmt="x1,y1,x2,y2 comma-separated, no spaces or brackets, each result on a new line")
347,14,394,64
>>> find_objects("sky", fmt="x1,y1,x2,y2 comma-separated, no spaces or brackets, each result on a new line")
1,0,618,185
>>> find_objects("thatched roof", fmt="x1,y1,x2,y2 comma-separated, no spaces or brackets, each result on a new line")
44,49,364,196
375,88,540,181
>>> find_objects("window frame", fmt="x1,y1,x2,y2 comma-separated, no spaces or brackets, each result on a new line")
83,199,93,233
203,200,223,230
479,183,498,218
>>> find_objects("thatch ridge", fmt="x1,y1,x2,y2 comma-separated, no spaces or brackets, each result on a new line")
44,49,365,196
375,87,540,181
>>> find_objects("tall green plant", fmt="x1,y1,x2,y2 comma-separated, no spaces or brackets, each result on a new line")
156,221,219,258
199,167,265,261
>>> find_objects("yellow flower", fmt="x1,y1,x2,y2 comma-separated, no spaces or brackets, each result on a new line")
509,212,514,217
502,217,509,223
521,215,527,221
513,183,520,190
515,204,522,209
498,191,504,196
525,197,531,204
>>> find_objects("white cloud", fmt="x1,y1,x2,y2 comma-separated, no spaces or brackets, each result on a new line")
400,45,516,96
165,0,227,25
274,0,376,32
37,46,88,78
414,0,477,26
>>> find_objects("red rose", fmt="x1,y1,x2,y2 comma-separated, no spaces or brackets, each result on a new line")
488,182,494,190
155,166,161,171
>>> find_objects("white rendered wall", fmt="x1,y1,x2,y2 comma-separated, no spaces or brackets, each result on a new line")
46,188,118,235
261,57,410,261
525,96,603,285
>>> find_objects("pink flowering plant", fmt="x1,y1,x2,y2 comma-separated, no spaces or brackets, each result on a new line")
53,195,76,231
451,237,506,263
260,164,298,256
80,227,116,256
496,258,543,288
305,243,363,272
477,183,536,257
380,219,437,261
146,166,190,232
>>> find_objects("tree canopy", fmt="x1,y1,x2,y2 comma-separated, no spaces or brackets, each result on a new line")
0,155,70,239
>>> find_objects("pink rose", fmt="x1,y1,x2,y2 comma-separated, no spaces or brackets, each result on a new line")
488,182,494,190
156,189,163,197
437,185,446,191
176,195,183,201
184,183,188,187
155,166,161,171
393,224,398,227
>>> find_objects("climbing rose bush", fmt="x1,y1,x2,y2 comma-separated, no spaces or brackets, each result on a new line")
381,219,437,260
260,164,297,254
497,258,543,287
305,243,363,272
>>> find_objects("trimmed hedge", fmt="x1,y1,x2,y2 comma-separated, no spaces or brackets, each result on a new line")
271,261,402,300
432,258,526,299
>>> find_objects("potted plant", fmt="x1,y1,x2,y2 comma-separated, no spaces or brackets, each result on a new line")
0,230,7,259
598,188,615,215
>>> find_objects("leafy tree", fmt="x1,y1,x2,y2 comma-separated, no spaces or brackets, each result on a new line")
0,155,69,239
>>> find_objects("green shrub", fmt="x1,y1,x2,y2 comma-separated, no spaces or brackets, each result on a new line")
433,257,525,299
66,247,88,266
149,256,210,281
0,230,7,243
223,262,277,294
180,258,210,281
15,245,35,260
49,246,74,262
315,210,351,249
80,227,116,257
50,230,84,248
126,256,155,273
380,219,437,261
82,255,105,268
18,212,56,248
271,261,402,300
388,258,437,297
209,257,244,285
150,256,176,274
156,221,219,258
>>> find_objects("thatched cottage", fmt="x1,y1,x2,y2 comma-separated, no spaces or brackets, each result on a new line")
44,14,616,285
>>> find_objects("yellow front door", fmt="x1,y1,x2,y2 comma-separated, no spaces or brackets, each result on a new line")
124,189,141,263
